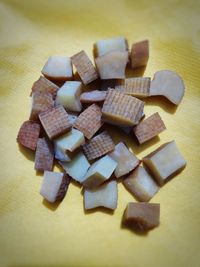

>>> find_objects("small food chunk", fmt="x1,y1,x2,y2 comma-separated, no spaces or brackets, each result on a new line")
39,105,72,140
71,50,98,85
35,138,54,171
123,202,160,230
130,40,149,69
149,70,185,105
102,89,144,126
31,76,59,99
83,131,115,161
142,141,186,185
40,171,70,203
74,104,103,139
17,121,40,150
133,112,166,144
41,56,73,81
109,142,139,178
82,155,117,189
95,51,129,79
80,90,106,103
94,36,128,57
56,81,82,112
123,166,159,202
30,91,54,120
59,152,90,183
84,181,118,210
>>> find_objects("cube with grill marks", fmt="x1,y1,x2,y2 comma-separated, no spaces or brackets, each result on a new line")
102,89,144,126
71,50,99,85
35,138,54,172
83,131,115,161
130,40,149,69
74,104,103,139
31,76,59,99
39,105,72,140
17,120,40,150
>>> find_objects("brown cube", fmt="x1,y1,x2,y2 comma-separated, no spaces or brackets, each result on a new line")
83,131,115,160
123,77,150,98
31,76,59,99
39,105,72,140
17,121,40,150
102,89,144,126
80,90,106,103
56,172,71,201
35,138,54,171
133,112,166,144
131,40,149,69
71,50,99,85
74,104,103,139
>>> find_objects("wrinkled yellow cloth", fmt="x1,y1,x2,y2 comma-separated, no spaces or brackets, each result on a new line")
0,1,200,267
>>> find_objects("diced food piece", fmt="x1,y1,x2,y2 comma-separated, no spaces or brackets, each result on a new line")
82,155,117,189
71,50,98,85
17,120,40,150
83,131,115,160
74,104,103,139
123,202,160,230
41,56,73,81
149,70,185,105
80,90,106,103
59,152,90,183
54,143,71,162
40,171,70,203
102,89,144,126
95,51,129,79
54,128,85,153
30,91,54,120
133,112,166,144
56,81,82,112
84,181,118,210
35,138,54,171
130,40,149,69
123,166,159,202
39,105,72,140
143,141,186,185
31,76,59,99
94,36,128,57
109,142,139,178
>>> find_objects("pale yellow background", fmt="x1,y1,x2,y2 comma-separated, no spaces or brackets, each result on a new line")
0,1,200,267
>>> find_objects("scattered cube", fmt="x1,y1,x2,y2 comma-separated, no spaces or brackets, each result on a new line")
39,105,72,140
80,90,106,103
71,50,98,85
82,155,117,189
41,56,73,81
40,171,70,203
17,120,40,150
83,131,115,161
130,40,149,69
133,112,166,144
35,138,54,172
74,104,103,139
102,89,144,126
109,142,139,178
31,76,59,99
123,166,159,202
142,141,186,185
84,181,118,210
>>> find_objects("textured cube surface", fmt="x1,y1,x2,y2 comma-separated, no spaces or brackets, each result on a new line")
35,138,54,172
31,76,59,99
131,39,149,69
80,90,106,103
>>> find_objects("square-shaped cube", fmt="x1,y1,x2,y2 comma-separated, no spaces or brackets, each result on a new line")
35,138,54,172
31,76,59,99
130,40,149,69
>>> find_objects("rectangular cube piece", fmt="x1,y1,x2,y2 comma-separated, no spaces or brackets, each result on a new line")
80,90,106,103
142,141,186,185
123,77,150,98
71,50,98,85
84,181,118,210
123,202,160,230
83,131,115,160
133,112,166,144
17,121,40,150
35,138,54,172
123,166,159,202
39,105,72,140
102,89,144,126
131,40,149,69
31,76,59,99
74,104,103,139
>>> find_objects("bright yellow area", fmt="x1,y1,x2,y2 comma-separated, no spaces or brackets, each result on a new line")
0,1,200,267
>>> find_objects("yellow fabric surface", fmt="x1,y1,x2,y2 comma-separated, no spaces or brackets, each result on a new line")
0,1,200,267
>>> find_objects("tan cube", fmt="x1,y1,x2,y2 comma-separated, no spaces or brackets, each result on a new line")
31,76,59,99
80,90,106,104
35,138,54,172
130,40,149,69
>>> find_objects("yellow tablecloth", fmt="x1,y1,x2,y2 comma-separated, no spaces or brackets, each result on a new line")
0,1,200,267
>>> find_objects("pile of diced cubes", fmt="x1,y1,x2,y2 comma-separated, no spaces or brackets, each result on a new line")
17,37,186,231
